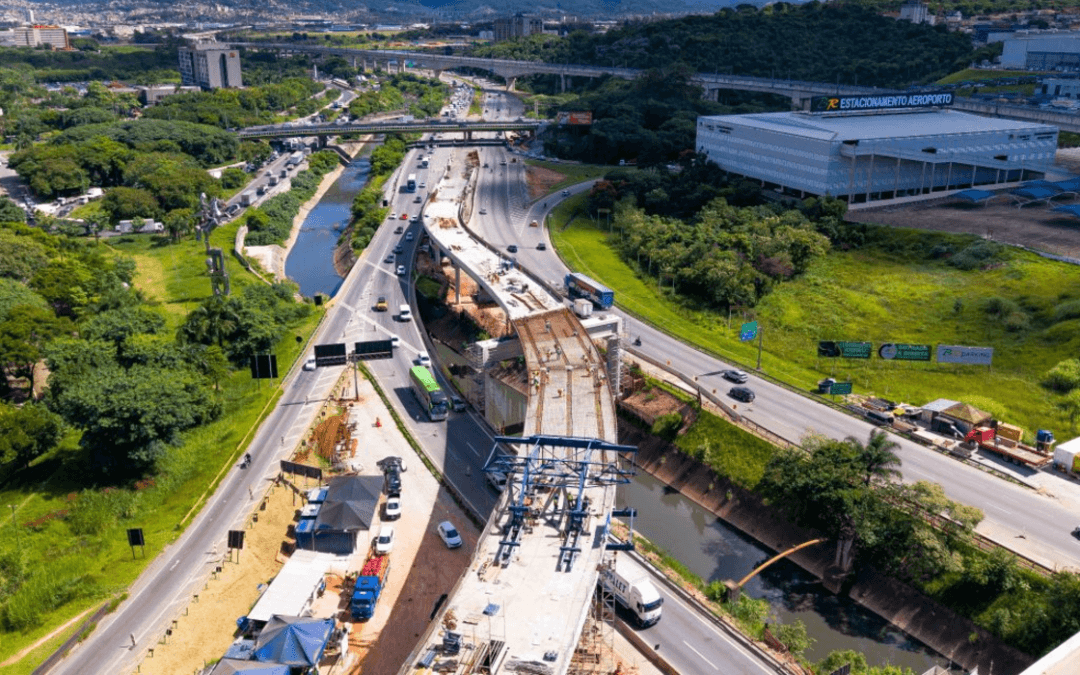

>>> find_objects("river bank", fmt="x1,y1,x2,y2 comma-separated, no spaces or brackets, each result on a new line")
618,425,1034,675
244,138,369,281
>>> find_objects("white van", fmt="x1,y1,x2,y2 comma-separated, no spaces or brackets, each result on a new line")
486,471,507,492
399,304,412,321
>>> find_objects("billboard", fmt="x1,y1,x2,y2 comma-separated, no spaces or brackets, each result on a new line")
810,92,953,113
937,345,993,366
739,321,758,342
817,341,872,359
249,354,279,379
314,343,347,367
878,343,931,362
556,111,593,125
829,381,853,396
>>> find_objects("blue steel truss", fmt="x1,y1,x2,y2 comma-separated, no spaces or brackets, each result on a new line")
483,435,638,572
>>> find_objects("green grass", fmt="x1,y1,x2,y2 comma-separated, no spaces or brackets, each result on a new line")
936,69,1037,85
415,275,442,300
676,411,776,489
0,226,325,668
526,160,609,194
549,194,1080,438
468,86,481,117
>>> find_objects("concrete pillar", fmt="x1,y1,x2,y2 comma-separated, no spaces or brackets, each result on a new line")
455,266,461,306
560,74,567,93
507,77,516,92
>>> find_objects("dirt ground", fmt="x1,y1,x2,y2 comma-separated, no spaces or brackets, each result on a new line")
138,371,479,675
526,164,569,201
849,194,1080,260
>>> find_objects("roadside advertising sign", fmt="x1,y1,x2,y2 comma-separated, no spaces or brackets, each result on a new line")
818,341,872,359
739,321,758,342
936,345,994,365
877,343,931,361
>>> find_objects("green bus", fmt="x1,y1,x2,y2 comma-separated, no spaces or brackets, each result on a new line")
409,365,448,421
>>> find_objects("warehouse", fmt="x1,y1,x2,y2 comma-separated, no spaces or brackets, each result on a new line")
696,104,1058,204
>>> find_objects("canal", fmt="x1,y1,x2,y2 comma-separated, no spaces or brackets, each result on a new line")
618,469,959,672
284,156,371,298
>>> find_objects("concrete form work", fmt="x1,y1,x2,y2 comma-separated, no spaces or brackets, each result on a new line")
400,157,627,674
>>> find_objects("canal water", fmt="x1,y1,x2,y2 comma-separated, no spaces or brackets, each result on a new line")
284,156,371,298
617,469,959,673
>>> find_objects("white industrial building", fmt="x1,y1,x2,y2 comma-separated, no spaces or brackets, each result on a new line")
178,43,243,90
1001,30,1080,70
0,25,69,49
696,108,1058,203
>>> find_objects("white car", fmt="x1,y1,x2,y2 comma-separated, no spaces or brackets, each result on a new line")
390,335,400,348
478,207,487,215
374,525,395,554
384,496,401,521
416,352,431,367
396,265,406,276
303,357,317,371
437,521,462,549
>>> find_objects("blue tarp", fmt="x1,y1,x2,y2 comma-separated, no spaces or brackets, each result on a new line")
210,659,289,675
254,615,334,667
1053,204,1080,218
953,189,995,203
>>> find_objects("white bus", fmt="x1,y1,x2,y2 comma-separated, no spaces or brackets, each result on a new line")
406,173,417,192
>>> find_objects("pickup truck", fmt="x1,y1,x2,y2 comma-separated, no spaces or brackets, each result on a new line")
350,554,391,620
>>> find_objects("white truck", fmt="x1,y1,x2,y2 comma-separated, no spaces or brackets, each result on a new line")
239,191,255,207
599,557,663,627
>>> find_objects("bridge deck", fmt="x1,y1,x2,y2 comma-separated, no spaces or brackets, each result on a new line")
400,154,620,675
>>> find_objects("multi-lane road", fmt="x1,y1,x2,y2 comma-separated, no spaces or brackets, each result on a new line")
49,75,1080,675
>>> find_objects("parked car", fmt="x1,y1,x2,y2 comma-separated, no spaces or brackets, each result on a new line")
437,521,462,549
722,370,749,384
728,386,755,403
384,496,401,520
374,525,395,554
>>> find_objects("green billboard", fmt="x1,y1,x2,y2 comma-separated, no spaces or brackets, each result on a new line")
878,343,931,361
818,341,872,359
829,381,853,395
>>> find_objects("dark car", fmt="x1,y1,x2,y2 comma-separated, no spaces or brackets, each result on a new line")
728,386,755,403
722,369,748,384
507,244,518,253
1072,526,1080,541
393,245,403,255
394,226,403,234
537,242,547,250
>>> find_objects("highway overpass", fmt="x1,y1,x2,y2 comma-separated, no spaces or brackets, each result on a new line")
232,41,1080,133
237,119,541,140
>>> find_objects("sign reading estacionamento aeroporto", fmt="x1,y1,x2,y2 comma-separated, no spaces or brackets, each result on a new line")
811,92,953,113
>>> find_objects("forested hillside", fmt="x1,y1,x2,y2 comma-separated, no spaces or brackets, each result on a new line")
476,3,974,88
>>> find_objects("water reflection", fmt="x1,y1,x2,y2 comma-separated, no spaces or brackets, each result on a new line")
617,468,958,672
284,158,371,298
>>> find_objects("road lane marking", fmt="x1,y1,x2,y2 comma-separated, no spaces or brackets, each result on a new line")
683,640,719,670
658,582,772,673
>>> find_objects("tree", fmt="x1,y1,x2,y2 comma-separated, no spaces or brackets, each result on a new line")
846,429,902,486
51,363,221,470
0,304,72,395
163,208,194,242
0,197,26,224
0,403,63,468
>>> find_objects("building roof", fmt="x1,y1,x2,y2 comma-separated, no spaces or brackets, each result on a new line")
941,402,992,425
921,398,960,413
314,475,382,532
246,550,334,623
254,615,334,667
210,659,288,675
699,109,1056,142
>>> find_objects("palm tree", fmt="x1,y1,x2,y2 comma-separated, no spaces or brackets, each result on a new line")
847,429,902,486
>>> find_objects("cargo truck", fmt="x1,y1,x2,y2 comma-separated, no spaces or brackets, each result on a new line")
350,554,391,621
599,558,663,627
963,425,1054,469
565,273,614,310
239,191,255,207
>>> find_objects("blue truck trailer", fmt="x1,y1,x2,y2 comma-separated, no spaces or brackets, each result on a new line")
565,273,614,309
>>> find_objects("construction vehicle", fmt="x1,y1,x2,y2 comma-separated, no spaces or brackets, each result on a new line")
963,424,1054,469
350,554,391,621
599,557,663,627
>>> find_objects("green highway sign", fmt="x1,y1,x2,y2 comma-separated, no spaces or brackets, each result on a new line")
878,343,931,361
829,381,853,395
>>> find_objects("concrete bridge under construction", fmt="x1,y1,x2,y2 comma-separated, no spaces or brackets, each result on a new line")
231,40,1080,133
237,119,541,141
395,153,633,675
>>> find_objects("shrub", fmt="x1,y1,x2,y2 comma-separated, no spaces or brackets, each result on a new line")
1045,359,1080,394
1052,299,1080,322
0,559,97,631
66,488,142,536
948,240,1005,270
774,620,814,658
651,412,683,441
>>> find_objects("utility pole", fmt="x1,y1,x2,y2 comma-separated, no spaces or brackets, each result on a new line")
756,325,764,371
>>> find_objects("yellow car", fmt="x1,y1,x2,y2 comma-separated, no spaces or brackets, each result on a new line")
375,296,388,312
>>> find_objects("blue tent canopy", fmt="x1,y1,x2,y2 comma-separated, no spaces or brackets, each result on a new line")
953,189,995,203
1021,179,1064,193
254,615,334,667
1054,177,1080,192
1011,186,1062,206
210,659,289,675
